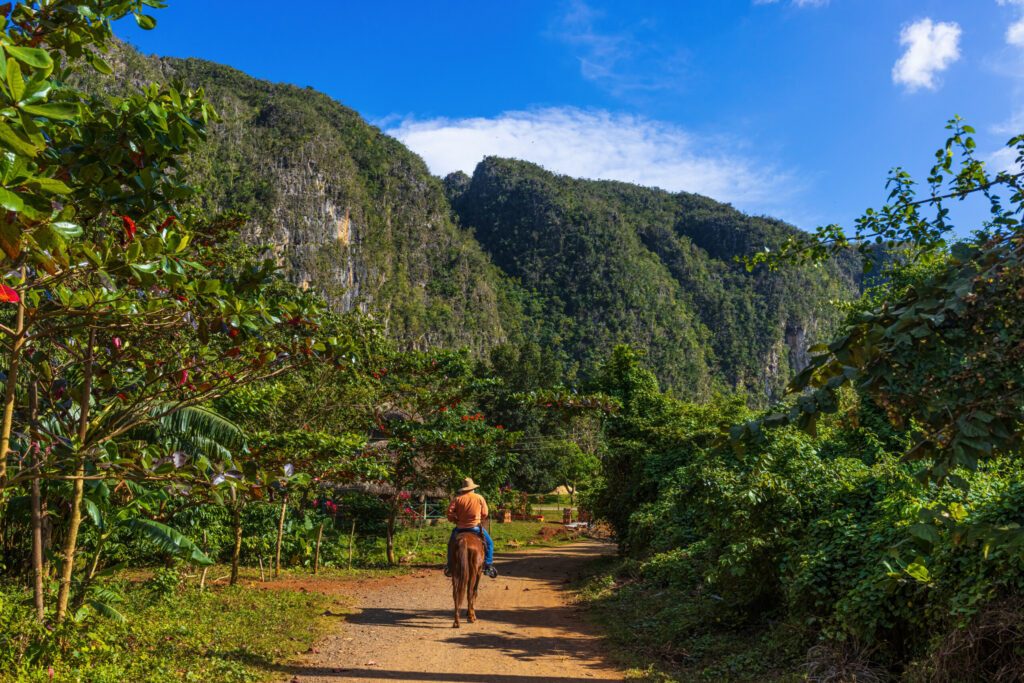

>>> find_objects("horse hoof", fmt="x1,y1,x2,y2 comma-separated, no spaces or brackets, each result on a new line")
453,622,460,628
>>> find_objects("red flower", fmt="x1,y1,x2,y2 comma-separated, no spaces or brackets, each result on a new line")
116,392,128,401
0,284,19,304
495,425,504,430
120,215,136,243
159,215,176,230
112,337,123,351
228,327,239,338
177,368,188,386
325,500,338,514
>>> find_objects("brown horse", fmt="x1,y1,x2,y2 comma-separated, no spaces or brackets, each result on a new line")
449,531,484,628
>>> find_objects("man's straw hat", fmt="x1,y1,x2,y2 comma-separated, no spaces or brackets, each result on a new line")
458,477,479,493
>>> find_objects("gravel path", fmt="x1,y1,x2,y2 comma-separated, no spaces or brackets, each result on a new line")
281,540,625,683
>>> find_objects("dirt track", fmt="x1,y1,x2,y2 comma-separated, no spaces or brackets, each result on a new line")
281,540,625,683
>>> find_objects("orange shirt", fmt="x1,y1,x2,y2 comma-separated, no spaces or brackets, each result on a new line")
447,492,489,528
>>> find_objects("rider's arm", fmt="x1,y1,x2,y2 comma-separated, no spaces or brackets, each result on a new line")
480,495,489,520
446,498,458,522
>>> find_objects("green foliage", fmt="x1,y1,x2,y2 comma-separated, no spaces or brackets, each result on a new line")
84,43,528,355
0,581,334,682
449,157,858,398
735,120,1024,482
586,122,1024,679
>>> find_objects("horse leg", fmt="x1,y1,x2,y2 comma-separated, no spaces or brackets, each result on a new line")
467,570,480,623
452,574,462,628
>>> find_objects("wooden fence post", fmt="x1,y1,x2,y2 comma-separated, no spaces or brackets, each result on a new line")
313,522,324,574
347,520,356,570
199,531,210,590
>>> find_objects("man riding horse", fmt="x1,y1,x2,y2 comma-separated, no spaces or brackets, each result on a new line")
444,477,498,579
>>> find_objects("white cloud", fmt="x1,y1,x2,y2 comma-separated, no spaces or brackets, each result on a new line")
989,146,1020,174
892,19,962,91
1004,0,1024,46
754,0,829,6
993,109,1024,136
552,1,687,96
386,108,796,210
1009,19,1024,47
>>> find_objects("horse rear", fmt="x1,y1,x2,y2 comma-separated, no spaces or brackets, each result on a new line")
450,532,484,628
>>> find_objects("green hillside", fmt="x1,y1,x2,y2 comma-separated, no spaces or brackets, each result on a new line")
448,158,859,397
95,46,527,355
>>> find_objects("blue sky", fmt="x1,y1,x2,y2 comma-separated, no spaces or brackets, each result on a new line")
116,1,1024,233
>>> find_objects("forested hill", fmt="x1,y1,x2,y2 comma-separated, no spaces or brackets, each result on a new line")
447,158,860,397
105,43,858,398
97,45,526,356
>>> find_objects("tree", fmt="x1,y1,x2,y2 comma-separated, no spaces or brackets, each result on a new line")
0,2,353,621
732,119,1024,484
363,349,515,565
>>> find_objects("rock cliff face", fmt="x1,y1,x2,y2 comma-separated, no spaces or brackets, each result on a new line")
102,49,521,354
102,45,857,399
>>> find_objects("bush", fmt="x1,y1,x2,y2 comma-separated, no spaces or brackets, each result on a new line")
586,346,1024,678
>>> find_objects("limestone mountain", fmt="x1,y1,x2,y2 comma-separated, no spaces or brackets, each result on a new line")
103,43,858,398
98,46,524,355
446,158,860,398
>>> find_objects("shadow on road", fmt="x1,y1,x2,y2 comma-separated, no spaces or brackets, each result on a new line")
273,667,607,682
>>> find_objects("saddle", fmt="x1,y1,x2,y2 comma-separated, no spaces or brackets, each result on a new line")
453,527,484,537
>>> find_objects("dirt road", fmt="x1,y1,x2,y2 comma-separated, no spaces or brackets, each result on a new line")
281,540,625,683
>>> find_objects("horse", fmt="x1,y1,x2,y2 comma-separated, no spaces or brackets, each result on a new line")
449,530,485,628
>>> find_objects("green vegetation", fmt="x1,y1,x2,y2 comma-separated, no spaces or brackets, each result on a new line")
86,42,530,355
448,157,859,397
1,580,337,682
0,5,598,679
87,41,861,400
582,122,1024,680
0,3,1020,681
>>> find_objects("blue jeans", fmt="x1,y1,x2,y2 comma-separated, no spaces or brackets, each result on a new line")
449,526,494,565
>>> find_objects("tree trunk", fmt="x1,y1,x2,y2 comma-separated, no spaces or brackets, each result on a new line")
274,494,287,578
313,522,324,574
229,497,242,587
28,381,44,621
55,463,86,622
56,330,95,623
0,270,27,488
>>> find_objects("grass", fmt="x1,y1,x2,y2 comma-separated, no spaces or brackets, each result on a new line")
0,581,340,683
573,556,807,683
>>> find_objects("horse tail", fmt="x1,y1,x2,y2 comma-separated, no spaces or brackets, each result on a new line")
451,536,468,627
460,538,473,595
